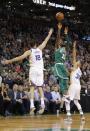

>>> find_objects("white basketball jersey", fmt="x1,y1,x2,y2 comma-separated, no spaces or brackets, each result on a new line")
29,48,44,69
71,67,82,85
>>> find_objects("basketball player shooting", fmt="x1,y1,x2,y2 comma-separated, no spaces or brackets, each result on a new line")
1,28,53,115
53,22,69,95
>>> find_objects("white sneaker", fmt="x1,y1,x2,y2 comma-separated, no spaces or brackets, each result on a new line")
67,112,71,116
30,107,35,115
38,107,45,115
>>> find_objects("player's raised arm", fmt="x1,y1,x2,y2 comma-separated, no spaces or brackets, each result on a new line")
72,41,77,67
38,28,53,50
55,23,62,50
1,50,31,65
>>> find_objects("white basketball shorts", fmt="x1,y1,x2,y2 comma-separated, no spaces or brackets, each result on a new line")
68,83,81,100
29,67,44,87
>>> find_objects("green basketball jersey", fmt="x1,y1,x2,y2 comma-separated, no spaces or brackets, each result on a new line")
54,47,66,63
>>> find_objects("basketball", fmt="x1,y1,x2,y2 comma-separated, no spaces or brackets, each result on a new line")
56,12,64,21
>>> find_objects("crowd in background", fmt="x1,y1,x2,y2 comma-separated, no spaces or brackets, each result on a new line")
0,17,90,116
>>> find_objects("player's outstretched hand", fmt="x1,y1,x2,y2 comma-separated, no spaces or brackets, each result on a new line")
64,26,68,34
49,28,53,35
57,23,62,30
1,59,11,65
73,41,76,48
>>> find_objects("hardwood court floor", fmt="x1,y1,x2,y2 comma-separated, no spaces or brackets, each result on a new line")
0,114,90,131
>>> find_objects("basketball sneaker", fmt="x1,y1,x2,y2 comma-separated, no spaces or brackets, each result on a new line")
30,107,36,115
38,107,45,115
64,113,72,122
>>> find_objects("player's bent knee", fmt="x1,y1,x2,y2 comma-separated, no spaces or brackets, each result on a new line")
74,99,79,105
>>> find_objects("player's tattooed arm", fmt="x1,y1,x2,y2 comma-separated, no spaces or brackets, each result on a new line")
55,23,62,50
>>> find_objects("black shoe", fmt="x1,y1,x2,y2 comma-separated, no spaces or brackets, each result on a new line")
5,110,12,116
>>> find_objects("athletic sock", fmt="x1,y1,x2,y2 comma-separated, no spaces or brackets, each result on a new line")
67,110,71,116
30,99,34,109
41,98,45,108
65,101,71,116
79,109,83,115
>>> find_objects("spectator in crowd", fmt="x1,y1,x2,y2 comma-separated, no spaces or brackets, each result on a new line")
18,84,30,114
0,75,2,87
9,84,25,115
44,85,53,114
51,85,61,114
3,83,12,116
0,87,3,115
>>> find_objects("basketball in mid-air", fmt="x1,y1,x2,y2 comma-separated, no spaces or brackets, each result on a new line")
56,12,64,21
